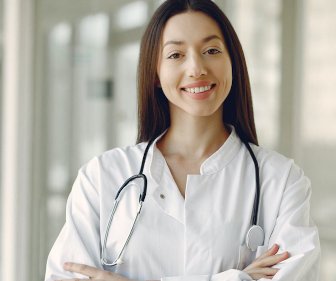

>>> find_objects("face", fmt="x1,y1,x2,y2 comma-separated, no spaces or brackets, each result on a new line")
157,11,232,119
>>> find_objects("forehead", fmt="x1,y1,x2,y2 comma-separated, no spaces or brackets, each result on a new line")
161,11,224,43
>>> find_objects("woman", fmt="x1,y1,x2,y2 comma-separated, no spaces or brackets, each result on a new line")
45,0,320,280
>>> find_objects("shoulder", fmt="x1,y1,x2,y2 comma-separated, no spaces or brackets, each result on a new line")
77,142,148,185
249,144,310,192
250,144,292,172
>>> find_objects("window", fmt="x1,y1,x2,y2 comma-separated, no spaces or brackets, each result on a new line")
223,0,282,149
0,0,4,276
301,0,336,279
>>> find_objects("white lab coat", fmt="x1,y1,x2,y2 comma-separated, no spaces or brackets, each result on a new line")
45,127,320,281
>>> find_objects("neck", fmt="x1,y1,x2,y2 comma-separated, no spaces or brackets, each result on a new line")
157,108,230,160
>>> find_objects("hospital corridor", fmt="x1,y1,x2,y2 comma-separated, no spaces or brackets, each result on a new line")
0,0,336,280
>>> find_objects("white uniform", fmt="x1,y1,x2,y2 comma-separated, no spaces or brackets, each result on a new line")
45,127,320,281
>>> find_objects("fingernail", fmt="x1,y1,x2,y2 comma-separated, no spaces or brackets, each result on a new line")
63,262,70,269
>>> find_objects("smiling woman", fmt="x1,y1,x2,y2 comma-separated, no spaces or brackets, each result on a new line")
44,1,320,281
155,11,234,195
157,12,232,120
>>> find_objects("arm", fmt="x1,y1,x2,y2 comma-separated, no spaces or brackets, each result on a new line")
45,162,102,281
155,163,320,281
51,161,320,281
58,246,287,281
254,163,320,280
58,263,253,281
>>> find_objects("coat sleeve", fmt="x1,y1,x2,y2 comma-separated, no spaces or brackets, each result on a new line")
160,163,320,281
44,163,102,281
257,162,321,280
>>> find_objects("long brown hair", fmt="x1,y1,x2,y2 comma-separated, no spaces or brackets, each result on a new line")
137,0,258,145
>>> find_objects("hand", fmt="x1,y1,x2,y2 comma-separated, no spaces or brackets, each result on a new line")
243,244,289,280
55,262,132,281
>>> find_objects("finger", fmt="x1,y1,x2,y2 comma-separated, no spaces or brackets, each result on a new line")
257,251,289,267
245,266,279,278
257,244,279,260
258,267,279,276
248,267,278,275
63,262,100,278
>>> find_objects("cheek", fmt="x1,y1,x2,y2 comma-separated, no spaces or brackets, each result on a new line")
158,65,179,90
157,71,174,99
216,61,232,88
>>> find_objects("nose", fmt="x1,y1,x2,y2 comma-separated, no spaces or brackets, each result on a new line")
186,53,207,78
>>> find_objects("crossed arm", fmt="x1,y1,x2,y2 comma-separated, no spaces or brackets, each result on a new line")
48,161,319,281
56,244,289,281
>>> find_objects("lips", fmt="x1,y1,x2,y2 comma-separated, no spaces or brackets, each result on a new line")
182,84,215,94
181,83,216,100
181,81,215,89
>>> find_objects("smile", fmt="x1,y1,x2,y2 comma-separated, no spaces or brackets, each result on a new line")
181,84,216,94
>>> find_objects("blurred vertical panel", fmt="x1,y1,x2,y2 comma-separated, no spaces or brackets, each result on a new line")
45,21,73,258
0,0,329,279
44,12,113,263
113,42,140,147
0,0,3,277
300,0,336,280
0,0,36,280
221,0,282,149
40,1,150,275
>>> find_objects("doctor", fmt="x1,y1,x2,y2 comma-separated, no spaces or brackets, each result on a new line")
45,0,320,280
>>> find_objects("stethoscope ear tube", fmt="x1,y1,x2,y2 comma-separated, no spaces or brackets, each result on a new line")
114,174,147,202
243,140,260,227
243,140,264,251
102,138,155,266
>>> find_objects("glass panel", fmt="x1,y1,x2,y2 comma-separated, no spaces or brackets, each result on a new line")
114,42,139,147
41,1,147,271
75,13,111,166
45,21,73,249
44,12,112,255
115,0,148,30
221,0,282,149
301,1,336,280
0,0,3,276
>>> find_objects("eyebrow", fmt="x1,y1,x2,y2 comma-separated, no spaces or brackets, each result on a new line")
163,35,223,49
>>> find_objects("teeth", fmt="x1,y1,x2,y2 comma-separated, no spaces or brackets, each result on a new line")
184,85,212,94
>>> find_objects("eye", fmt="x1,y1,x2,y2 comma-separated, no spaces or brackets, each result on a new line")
167,52,182,59
204,48,222,55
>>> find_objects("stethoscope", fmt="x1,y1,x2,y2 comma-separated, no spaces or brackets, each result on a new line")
101,137,264,267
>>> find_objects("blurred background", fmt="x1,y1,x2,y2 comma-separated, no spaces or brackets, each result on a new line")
0,0,335,280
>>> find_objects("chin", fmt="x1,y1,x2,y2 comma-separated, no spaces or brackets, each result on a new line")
185,108,221,118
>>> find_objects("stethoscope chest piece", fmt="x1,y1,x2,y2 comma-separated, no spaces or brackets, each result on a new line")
246,225,264,251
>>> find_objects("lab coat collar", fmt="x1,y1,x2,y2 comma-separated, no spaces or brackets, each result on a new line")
199,126,242,175
142,126,242,224
143,130,185,224
146,125,243,180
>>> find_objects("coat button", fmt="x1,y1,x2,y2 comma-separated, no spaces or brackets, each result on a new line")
160,194,165,199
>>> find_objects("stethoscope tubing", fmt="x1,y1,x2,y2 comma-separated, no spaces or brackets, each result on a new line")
101,135,263,266
243,140,260,226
